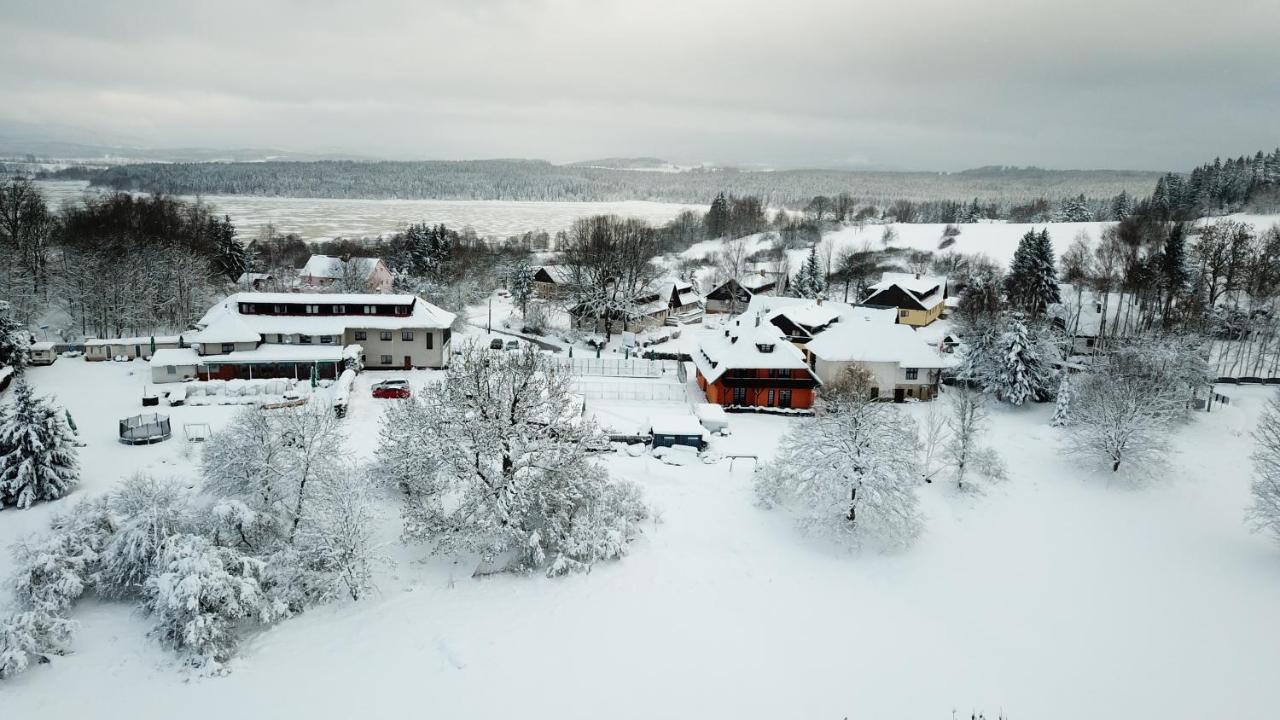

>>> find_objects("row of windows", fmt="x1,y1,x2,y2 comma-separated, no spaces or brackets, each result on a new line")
731,387,793,407
240,303,410,316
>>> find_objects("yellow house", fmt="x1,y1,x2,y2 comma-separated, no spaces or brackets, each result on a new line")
861,272,948,327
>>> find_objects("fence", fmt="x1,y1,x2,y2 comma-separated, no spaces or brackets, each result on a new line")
572,378,688,402
555,357,679,379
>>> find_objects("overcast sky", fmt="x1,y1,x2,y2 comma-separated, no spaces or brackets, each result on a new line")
1,0,1277,171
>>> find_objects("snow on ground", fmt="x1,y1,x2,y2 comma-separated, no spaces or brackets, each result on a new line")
4,354,1280,718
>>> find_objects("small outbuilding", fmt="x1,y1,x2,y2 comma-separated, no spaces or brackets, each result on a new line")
693,403,730,433
29,341,58,366
648,413,709,450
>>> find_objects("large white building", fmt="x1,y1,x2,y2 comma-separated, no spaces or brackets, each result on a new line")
148,292,455,383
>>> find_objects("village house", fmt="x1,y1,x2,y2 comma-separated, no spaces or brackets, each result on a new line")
1049,283,1138,355
705,269,787,314
148,292,455,383
85,334,197,362
862,272,949,327
693,315,820,410
28,341,58,366
805,316,954,402
236,272,275,290
530,265,572,298
570,277,705,335
299,255,394,294
743,295,898,348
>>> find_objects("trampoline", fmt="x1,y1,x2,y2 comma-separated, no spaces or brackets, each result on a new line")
119,413,172,445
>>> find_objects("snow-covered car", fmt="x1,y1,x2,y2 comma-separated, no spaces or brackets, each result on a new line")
504,340,520,351
371,379,411,399
489,338,504,350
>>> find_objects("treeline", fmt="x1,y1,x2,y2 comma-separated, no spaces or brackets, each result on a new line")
52,159,1160,207
0,180,245,339
1142,149,1280,220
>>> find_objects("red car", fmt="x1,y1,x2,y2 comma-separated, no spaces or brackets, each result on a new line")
371,379,411,399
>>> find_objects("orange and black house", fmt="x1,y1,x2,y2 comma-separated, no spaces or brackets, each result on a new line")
692,318,820,410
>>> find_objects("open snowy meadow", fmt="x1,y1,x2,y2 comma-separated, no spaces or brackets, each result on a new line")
3,353,1279,719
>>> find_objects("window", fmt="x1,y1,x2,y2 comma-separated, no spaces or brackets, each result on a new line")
767,389,775,406
241,304,255,314
354,330,367,341
402,330,414,341
166,365,176,375
299,335,312,344
1085,338,1096,348
905,368,919,380
364,305,375,314
274,304,286,313
442,329,451,343
319,335,334,344
732,387,747,405
380,331,393,342
275,334,283,343
755,342,774,353
768,368,789,379
221,343,235,354
899,310,909,318
395,305,410,316
779,389,792,408
332,305,344,314
379,354,392,365
306,304,319,314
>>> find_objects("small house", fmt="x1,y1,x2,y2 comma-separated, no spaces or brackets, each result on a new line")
649,414,709,450
805,317,955,401
705,270,786,314
28,341,58,366
693,315,820,409
300,255,393,294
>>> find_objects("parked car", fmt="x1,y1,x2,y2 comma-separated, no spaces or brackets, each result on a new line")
504,340,520,351
371,379,411,399
489,338,504,350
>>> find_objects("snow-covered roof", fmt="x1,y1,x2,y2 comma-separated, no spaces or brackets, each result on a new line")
693,315,815,384
195,293,457,340
29,341,56,351
693,403,728,423
84,334,191,347
149,348,201,367
301,255,382,281
648,413,707,437
867,272,948,310
197,344,345,365
1050,283,1134,337
236,272,273,284
806,317,954,368
532,265,571,283
743,296,896,335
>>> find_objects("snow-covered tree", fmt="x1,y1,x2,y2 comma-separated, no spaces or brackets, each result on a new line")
202,402,345,546
1249,390,1280,544
944,388,1006,491
0,381,79,509
1004,229,1060,316
97,474,196,598
506,261,534,315
792,244,828,299
143,533,286,670
381,343,647,576
960,316,1058,406
1063,370,1177,474
1050,373,1073,427
289,467,383,602
210,219,247,283
0,610,76,679
0,300,29,372
1055,194,1093,222
756,367,921,549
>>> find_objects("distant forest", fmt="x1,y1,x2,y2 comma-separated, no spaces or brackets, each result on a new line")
55,159,1162,207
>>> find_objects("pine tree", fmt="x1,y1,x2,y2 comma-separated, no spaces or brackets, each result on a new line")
991,319,1057,406
0,300,29,372
0,381,79,509
1050,373,1072,427
792,245,826,299
1004,229,1059,316
506,262,533,315
210,218,247,282
705,193,730,239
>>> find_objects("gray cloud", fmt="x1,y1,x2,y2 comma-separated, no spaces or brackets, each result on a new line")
1,0,1276,170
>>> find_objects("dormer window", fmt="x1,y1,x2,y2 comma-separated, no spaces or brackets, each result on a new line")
274,304,286,313
332,305,344,314
364,305,375,314
756,343,775,353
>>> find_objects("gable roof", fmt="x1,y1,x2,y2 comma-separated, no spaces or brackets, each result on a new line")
806,317,954,368
693,315,816,384
301,255,383,281
865,272,948,311
744,296,897,338
531,265,571,284
195,292,457,341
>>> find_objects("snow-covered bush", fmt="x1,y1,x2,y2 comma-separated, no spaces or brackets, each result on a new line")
0,380,80,509
1249,390,1280,543
382,343,647,576
756,369,921,549
0,610,77,679
143,533,286,671
1050,373,1072,427
98,474,197,598
0,300,30,372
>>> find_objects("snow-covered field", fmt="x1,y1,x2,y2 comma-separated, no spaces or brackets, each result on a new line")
4,355,1280,719
36,180,703,241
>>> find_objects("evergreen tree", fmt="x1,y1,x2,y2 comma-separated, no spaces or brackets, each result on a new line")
792,245,827,299
1005,229,1060,316
0,381,79,509
1110,191,1133,220
506,262,533,315
990,319,1057,406
1160,224,1189,323
0,300,30,372
1051,373,1072,427
704,193,730,239
210,217,247,282
1056,194,1092,222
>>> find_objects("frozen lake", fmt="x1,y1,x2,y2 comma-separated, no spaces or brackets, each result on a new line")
37,180,704,241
